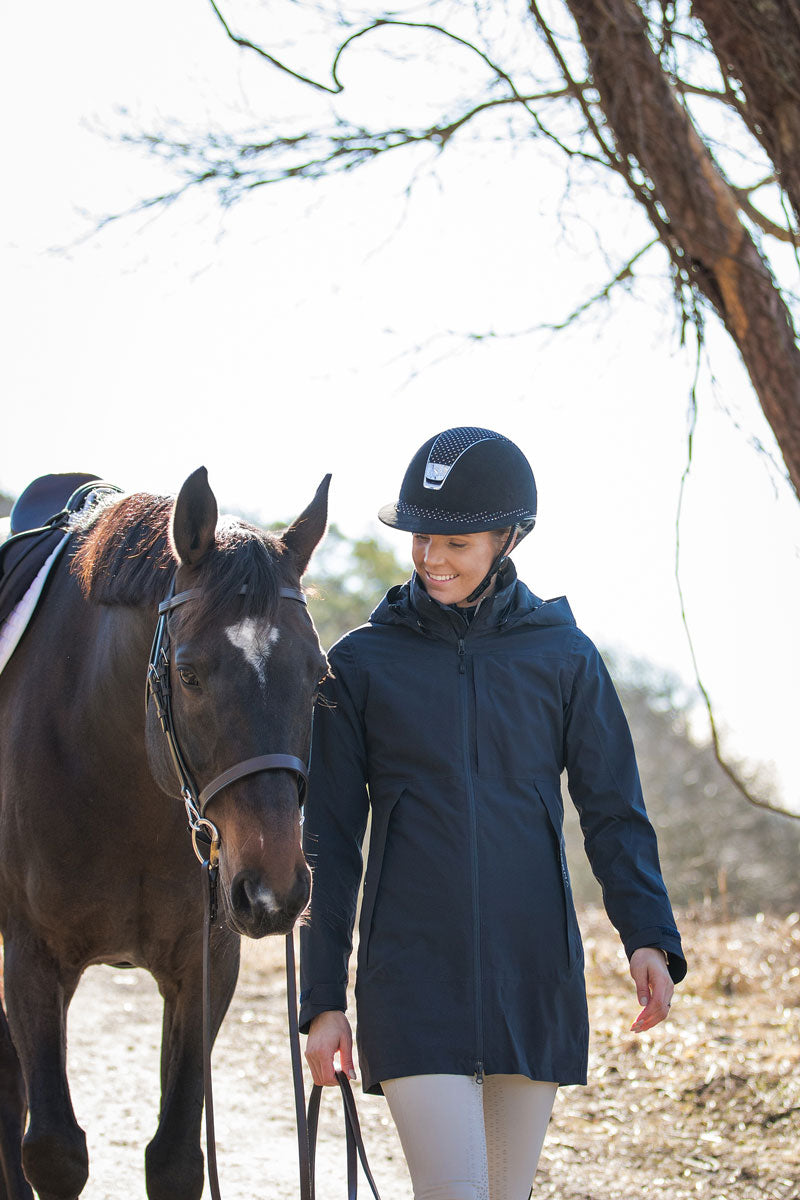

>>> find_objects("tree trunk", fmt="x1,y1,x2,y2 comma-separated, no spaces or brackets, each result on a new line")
693,0,800,225
555,0,800,498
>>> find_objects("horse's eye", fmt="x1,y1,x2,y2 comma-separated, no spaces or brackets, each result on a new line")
178,667,200,689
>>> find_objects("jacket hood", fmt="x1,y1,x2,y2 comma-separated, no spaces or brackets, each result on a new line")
370,561,576,637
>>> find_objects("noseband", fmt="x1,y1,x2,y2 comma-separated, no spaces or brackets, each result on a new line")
146,576,309,867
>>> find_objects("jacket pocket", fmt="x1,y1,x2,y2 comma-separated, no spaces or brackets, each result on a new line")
359,786,405,970
533,779,581,968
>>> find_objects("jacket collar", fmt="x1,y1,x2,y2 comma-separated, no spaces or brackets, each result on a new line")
371,562,576,639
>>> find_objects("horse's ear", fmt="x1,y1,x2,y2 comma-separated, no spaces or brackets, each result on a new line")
281,475,331,577
170,467,218,567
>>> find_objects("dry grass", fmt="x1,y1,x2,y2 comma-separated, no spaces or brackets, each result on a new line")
233,903,800,1199
535,906,800,1199
8,905,800,1198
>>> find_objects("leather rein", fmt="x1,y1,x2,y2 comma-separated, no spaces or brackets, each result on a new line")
146,577,381,1199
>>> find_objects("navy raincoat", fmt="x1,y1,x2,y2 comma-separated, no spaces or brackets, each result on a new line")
299,565,686,1095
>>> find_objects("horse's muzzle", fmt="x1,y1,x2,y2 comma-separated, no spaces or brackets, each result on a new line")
227,867,311,938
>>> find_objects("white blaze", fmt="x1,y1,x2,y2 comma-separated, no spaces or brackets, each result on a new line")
225,619,280,686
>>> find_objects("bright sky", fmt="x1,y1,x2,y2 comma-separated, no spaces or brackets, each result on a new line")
2,1,799,812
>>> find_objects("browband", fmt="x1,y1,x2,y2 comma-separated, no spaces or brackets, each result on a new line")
159,585,306,615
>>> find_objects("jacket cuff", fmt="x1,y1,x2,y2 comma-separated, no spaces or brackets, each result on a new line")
623,926,687,984
298,984,348,1035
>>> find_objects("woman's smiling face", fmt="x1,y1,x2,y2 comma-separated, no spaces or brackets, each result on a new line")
411,530,505,607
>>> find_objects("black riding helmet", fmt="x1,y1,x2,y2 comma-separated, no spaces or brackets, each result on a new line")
379,427,537,602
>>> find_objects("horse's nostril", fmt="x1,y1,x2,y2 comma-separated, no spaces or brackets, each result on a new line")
231,871,280,918
228,867,312,936
288,870,312,917
245,878,280,914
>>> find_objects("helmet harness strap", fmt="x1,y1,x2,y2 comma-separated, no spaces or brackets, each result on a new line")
463,526,518,605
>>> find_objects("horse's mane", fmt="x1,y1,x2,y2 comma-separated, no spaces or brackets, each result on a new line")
70,492,285,632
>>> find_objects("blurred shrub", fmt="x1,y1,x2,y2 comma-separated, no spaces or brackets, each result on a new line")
563,655,800,916
304,523,409,652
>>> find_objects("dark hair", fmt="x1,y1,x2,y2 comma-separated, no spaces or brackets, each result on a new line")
70,493,286,634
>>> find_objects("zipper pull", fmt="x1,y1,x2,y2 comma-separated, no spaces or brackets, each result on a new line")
458,637,466,674
475,1061,484,1085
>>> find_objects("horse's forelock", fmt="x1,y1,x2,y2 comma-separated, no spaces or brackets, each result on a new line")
71,495,285,627
177,520,285,637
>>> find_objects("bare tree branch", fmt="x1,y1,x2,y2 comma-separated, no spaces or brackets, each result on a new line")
546,0,800,500
694,0,800,224
674,345,799,820
107,80,613,217
208,0,344,93
673,78,748,118
107,1,800,511
383,237,662,388
535,236,660,329
210,1,571,111
528,2,681,267
733,187,800,245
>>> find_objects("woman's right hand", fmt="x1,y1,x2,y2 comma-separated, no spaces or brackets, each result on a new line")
305,1010,356,1086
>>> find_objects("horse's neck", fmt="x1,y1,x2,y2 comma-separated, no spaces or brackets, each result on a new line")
52,566,154,742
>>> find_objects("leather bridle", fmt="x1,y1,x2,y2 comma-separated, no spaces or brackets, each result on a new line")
146,575,381,1200
146,576,310,870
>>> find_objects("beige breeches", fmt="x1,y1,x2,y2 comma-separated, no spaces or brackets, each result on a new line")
381,1073,557,1200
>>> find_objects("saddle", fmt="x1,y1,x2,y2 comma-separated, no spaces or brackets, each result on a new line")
0,473,120,631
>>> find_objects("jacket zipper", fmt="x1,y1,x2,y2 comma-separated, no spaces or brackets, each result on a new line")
458,633,484,1083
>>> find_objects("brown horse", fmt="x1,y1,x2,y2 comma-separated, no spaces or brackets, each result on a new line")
0,467,329,1200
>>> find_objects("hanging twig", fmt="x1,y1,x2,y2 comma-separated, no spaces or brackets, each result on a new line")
208,0,344,93
674,336,799,819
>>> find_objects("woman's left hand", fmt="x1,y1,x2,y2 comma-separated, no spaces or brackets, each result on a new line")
629,947,674,1032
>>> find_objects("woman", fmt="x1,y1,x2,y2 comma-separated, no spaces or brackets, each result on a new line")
300,427,686,1200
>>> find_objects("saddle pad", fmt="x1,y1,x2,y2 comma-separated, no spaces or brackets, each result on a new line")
0,526,66,624
0,533,69,676
0,481,122,676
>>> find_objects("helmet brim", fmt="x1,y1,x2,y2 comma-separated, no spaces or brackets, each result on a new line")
378,502,534,536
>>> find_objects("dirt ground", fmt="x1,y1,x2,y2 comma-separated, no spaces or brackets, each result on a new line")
58,905,800,1199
